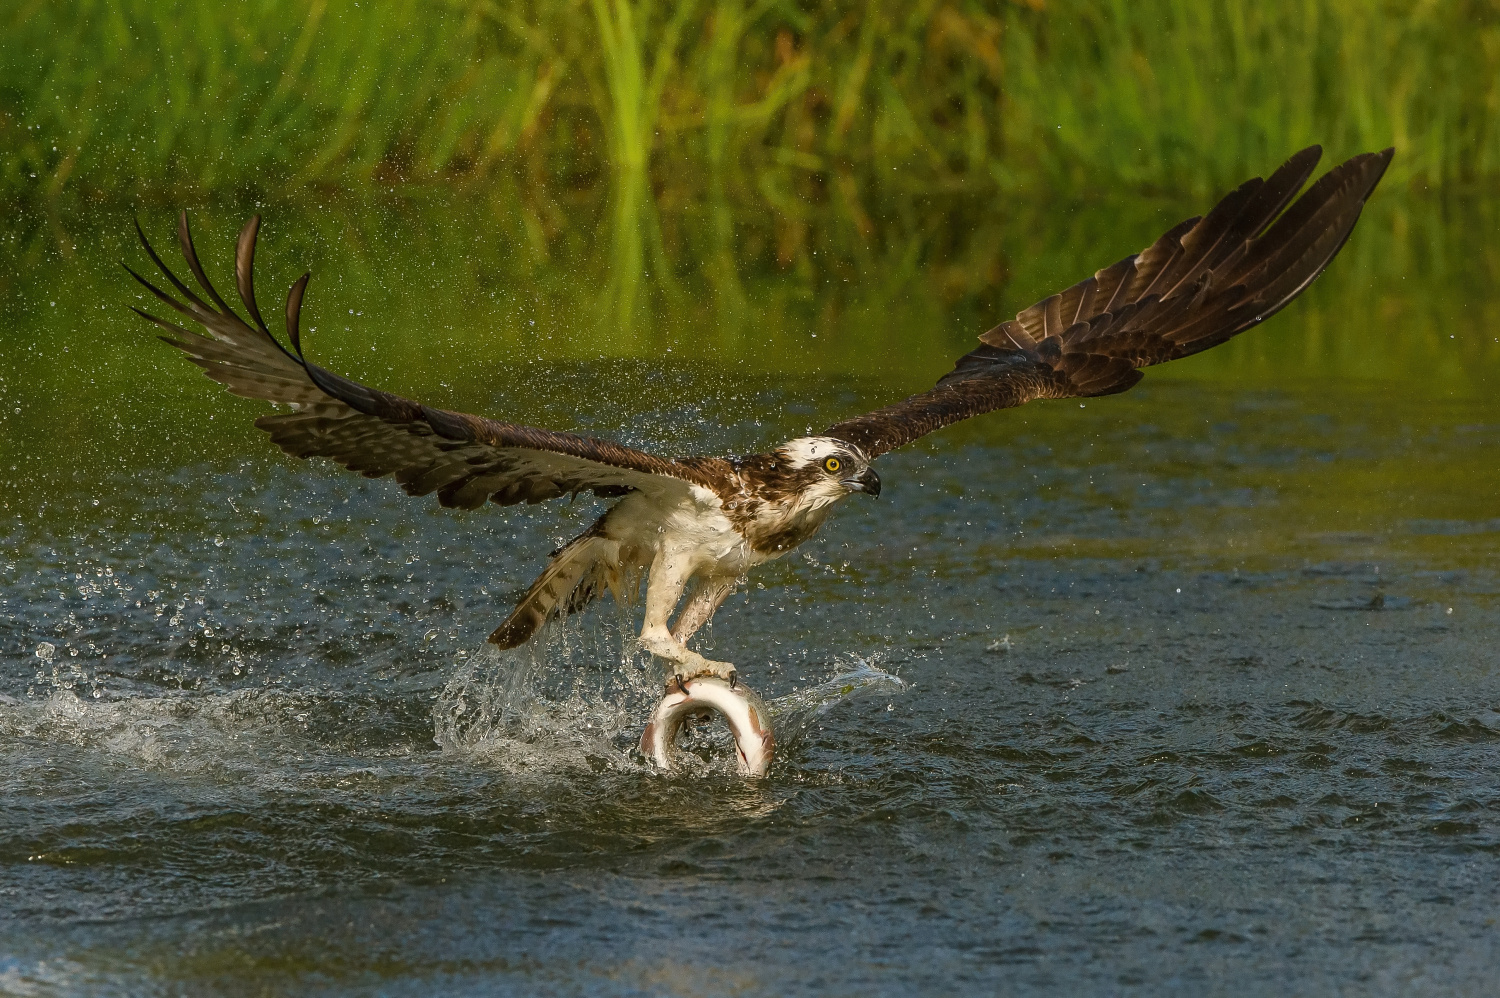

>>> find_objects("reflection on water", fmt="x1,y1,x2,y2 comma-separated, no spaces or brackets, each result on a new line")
2,178,1497,509
2,178,1499,994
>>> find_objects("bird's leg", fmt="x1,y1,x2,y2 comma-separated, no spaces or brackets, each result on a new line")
638,553,736,687
671,575,738,645
669,575,740,687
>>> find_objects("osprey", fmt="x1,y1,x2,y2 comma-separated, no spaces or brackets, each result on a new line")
126,146,1391,688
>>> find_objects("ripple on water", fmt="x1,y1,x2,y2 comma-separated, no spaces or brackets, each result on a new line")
4,377,1500,992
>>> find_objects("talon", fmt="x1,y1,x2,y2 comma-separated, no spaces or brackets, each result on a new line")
675,675,691,697
729,670,738,689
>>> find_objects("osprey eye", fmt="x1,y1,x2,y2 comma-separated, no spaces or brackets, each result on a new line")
823,457,842,473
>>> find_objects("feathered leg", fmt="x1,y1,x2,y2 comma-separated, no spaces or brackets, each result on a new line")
671,575,738,644
638,552,736,686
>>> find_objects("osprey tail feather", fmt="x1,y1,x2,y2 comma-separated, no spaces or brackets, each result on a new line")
488,520,623,648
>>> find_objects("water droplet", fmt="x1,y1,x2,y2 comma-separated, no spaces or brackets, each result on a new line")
34,642,55,662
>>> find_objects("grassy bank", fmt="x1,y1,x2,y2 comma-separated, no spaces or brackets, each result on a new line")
3,0,1496,212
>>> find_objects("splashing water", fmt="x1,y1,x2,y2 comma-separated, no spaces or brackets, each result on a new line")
765,657,908,753
431,608,659,774
432,609,908,777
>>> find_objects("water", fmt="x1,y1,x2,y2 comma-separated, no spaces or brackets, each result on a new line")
2,187,1499,994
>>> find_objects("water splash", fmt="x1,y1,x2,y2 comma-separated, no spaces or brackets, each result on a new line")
430,611,659,775
766,657,908,753
430,622,908,777
0,686,347,776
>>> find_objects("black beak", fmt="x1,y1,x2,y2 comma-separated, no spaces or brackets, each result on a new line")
843,468,881,497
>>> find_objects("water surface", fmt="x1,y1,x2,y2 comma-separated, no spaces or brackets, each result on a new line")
2,187,1498,995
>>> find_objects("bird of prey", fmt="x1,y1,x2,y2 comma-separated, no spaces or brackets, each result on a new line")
126,146,1392,688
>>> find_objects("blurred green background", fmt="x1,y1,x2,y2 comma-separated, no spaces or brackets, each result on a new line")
6,0,1498,202
1,0,1497,498
6,10,1500,992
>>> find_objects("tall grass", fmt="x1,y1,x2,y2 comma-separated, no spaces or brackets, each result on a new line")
998,0,1500,196
3,0,1497,212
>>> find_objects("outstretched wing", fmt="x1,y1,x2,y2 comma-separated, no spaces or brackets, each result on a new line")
826,146,1394,458
126,213,731,508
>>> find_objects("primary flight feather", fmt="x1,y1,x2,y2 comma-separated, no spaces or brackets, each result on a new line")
126,146,1393,687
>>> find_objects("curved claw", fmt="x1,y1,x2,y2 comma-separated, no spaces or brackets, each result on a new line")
675,675,691,697
728,670,738,689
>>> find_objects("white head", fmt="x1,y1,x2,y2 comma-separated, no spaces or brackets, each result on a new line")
770,436,881,507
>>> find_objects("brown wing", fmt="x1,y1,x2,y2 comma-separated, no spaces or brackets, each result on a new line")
826,146,1394,458
125,213,731,508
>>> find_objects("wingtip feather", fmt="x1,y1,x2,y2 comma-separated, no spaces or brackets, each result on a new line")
177,210,241,320
235,215,270,334
285,272,310,356
818,146,1391,457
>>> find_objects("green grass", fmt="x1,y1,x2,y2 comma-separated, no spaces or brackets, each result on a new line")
3,0,1495,463
3,0,1497,212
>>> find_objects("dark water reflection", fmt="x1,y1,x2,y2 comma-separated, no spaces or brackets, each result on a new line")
2,185,1498,994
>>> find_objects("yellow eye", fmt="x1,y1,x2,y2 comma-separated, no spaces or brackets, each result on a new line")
823,456,842,474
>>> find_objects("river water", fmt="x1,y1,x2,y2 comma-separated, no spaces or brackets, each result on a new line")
2,187,1498,995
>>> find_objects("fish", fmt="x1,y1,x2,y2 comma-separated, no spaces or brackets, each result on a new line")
639,676,775,777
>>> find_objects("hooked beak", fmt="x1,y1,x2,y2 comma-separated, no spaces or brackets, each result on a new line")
842,467,881,497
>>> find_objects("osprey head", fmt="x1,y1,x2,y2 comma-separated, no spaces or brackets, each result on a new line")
774,437,880,499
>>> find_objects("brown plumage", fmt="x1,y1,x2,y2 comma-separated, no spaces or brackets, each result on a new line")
125,212,729,510
825,146,1393,456
126,146,1392,685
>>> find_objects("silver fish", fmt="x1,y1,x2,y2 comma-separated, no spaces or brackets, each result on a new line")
639,676,775,777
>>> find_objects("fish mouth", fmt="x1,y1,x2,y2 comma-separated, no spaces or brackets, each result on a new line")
842,468,881,497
